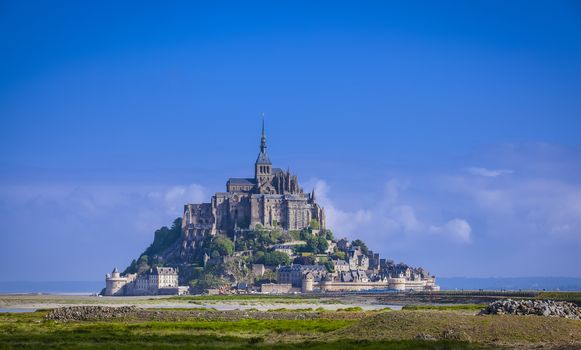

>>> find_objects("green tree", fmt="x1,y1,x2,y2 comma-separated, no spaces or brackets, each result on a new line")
299,228,312,240
253,251,265,263
306,235,318,253
351,239,369,255
210,235,234,257
306,235,329,254
293,255,316,265
190,273,229,293
259,252,291,266
323,229,334,240
136,255,150,274
288,230,301,241
279,231,293,243
317,236,329,253
309,219,320,230
124,217,182,274
324,260,335,273
143,218,182,258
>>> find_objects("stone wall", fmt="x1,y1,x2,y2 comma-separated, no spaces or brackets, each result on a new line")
261,283,293,293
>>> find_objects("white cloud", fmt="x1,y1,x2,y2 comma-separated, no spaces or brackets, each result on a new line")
445,174,581,242
309,178,471,245
430,219,472,243
467,167,513,177
159,184,206,215
0,182,207,280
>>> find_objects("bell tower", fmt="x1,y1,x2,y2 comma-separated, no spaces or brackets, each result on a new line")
255,116,273,189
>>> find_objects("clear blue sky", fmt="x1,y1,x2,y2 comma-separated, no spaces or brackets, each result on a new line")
1,1,580,281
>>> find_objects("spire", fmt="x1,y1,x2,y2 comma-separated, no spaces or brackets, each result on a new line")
260,112,267,152
256,113,271,165
311,188,316,201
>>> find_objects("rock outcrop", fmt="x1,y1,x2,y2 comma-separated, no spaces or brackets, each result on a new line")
45,306,137,321
479,299,581,319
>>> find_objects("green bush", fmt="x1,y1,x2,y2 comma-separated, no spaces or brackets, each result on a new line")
258,251,291,266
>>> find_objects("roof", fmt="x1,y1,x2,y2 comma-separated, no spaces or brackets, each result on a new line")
256,150,271,164
228,178,256,186
278,264,327,272
273,167,283,174
151,267,177,275
341,272,353,282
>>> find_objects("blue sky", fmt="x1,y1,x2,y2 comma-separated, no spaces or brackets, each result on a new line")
1,1,580,281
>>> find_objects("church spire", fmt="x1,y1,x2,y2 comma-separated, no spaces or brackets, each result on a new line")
256,113,271,165
260,113,267,153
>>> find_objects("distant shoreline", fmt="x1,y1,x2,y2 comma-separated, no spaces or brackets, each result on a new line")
2,277,581,294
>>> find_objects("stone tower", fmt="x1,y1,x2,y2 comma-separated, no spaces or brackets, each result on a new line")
255,117,274,193
302,272,315,293
105,267,128,296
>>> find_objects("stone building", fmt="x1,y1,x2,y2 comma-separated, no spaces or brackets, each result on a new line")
277,264,327,288
104,267,129,296
181,120,326,258
347,247,369,270
104,266,184,296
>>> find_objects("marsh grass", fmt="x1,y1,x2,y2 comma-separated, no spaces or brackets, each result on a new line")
1,307,577,349
335,307,364,312
343,310,581,344
146,307,217,311
536,292,581,305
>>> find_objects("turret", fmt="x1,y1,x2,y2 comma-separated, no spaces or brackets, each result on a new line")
111,267,120,278
302,272,315,293
105,267,128,296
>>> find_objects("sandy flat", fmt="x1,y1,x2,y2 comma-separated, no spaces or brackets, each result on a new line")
0,294,401,311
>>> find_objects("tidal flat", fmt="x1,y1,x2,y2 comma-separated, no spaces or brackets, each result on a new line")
1,294,581,349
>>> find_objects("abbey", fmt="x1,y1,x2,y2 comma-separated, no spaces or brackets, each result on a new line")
181,120,326,253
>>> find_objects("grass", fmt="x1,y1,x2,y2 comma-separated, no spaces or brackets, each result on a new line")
335,307,364,312
267,308,316,312
1,305,580,349
55,319,354,334
145,307,217,311
0,310,491,349
402,304,486,311
342,310,581,344
0,335,492,350
536,292,581,305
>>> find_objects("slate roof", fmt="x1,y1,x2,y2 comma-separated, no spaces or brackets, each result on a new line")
228,178,256,186
256,150,271,164
278,264,327,272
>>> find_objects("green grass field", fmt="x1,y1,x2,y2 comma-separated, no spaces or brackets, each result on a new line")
536,292,581,305
2,305,581,349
